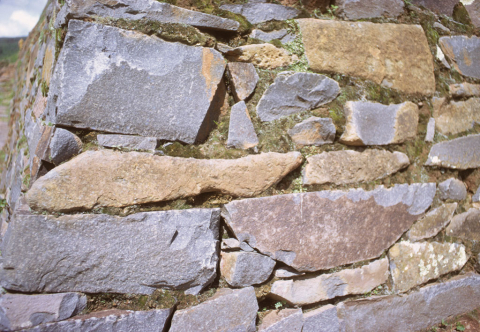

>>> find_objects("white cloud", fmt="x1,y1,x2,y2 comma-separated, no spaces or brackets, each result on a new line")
0,0,48,37
10,10,39,29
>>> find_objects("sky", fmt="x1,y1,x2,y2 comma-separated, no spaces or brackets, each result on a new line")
0,0,48,38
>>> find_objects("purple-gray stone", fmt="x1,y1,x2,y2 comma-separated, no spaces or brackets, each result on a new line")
438,178,467,201
227,101,259,150
220,251,276,287
439,36,480,80
302,305,343,332
219,3,299,24
425,134,480,169
48,128,82,166
336,0,404,19
97,134,157,151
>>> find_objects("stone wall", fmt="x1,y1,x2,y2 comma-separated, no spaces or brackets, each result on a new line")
0,0,480,331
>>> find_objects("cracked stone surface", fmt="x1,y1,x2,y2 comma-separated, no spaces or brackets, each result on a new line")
439,36,480,80
220,251,275,287
425,134,480,169
407,203,457,241
219,3,299,24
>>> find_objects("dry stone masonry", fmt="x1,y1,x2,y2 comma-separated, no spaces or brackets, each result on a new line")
1,0,480,330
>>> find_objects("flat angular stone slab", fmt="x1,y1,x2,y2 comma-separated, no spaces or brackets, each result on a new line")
425,134,480,169
446,208,480,240
288,117,336,147
257,72,340,122
225,44,294,69
222,183,435,272
270,258,389,305
227,62,259,101
169,287,258,332
26,150,302,212
450,82,480,97
303,305,342,332
258,309,303,332
220,251,275,287
250,29,293,43
389,241,468,293
407,203,457,241
303,149,410,186
439,178,467,201
434,98,480,135
97,134,157,151
0,293,86,331
0,209,220,295
336,0,404,19
219,3,299,24
440,36,480,80
340,101,419,146
227,101,259,150
338,273,480,332
410,0,459,15
47,20,226,144
298,19,435,95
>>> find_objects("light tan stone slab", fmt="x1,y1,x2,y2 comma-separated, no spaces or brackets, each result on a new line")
225,44,295,69
407,203,457,241
434,98,480,135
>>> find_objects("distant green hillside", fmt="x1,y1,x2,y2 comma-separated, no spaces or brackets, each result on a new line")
0,37,23,63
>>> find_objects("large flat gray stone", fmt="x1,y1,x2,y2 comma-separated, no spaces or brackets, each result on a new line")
336,0,404,19
0,209,220,295
440,36,480,80
47,20,226,144
219,3,298,24
425,134,480,169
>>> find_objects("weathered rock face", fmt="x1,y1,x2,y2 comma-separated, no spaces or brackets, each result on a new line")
439,36,480,80
297,19,435,95
407,203,457,241
438,178,467,201
258,309,303,332
220,251,276,287
219,3,299,24
0,209,220,295
225,44,295,69
275,267,305,279
303,150,410,186
48,128,82,166
256,72,340,122
47,20,226,144
57,0,240,31
389,242,468,293
250,29,294,43
97,134,157,151
26,150,302,212
410,0,459,15
222,183,435,272
465,0,480,28
303,305,342,332
0,293,86,331
227,101,259,150
336,0,404,19
338,273,480,332
270,258,389,305
339,101,419,146
288,117,336,147
434,98,480,135
426,118,435,142
227,62,259,101
425,134,480,169
169,287,258,332
446,208,480,240
450,82,480,97
26,309,174,332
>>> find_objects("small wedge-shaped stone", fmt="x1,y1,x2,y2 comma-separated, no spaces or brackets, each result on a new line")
0,293,86,331
336,0,404,19
221,251,276,287
340,101,419,146
169,287,258,332
275,268,305,279
48,128,82,166
257,72,340,122
288,117,336,147
225,44,294,69
47,20,226,144
440,36,480,80
446,208,480,240
97,134,157,151
303,150,410,186
389,241,468,293
407,203,457,241
227,101,259,150
425,134,480,169
219,3,299,24
0,209,220,295
434,98,480,135
439,178,467,201
250,29,291,43
222,183,435,272
26,309,174,332
228,62,259,101
270,258,389,305
26,150,302,212
450,82,480,97
258,309,303,332
298,19,435,95
57,0,240,31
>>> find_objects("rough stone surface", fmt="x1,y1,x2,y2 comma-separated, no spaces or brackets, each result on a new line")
219,3,299,24
48,128,82,166
439,36,480,80
57,0,240,31
389,241,468,293
227,101,259,150
227,62,259,101
426,117,435,142
25,309,174,332
287,117,336,147
474,186,480,203
446,208,480,240
47,20,226,144
336,0,404,19
338,273,480,332
340,101,419,146
425,134,480,169
407,203,457,241
220,251,275,287
303,149,410,186
250,29,294,43
298,19,436,95
270,258,389,305
275,267,305,279
450,82,480,97
221,238,241,250
97,134,157,151
433,22,451,35
439,178,467,201
222,183,435,272
258,309,303,332
302,305,342,332
434,98,480,135
0,209,220,295
256,72,340,122
410,0,459,15
465,0,480,28
169,287,258,332
225,44,294,69
26,150,302,212
0,293,86,331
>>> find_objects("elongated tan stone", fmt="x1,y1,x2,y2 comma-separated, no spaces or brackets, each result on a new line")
26,150,302,212
434,98,480,135
297,19,435,95
450,82,480,97
270,258,389,305
407,203,457,241
303,150,410,186
225,44,295,69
